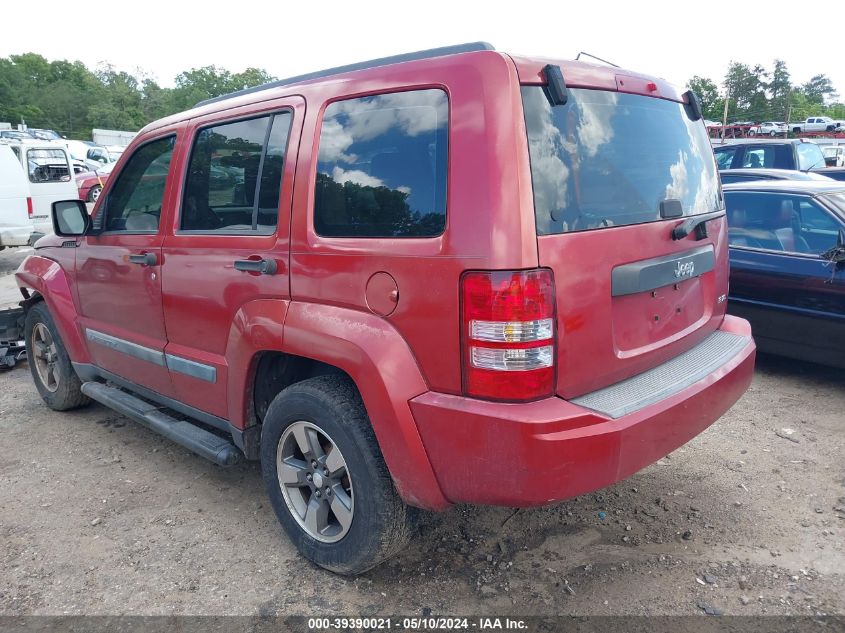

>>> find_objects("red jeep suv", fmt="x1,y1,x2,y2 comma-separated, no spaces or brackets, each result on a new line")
16,43,755,574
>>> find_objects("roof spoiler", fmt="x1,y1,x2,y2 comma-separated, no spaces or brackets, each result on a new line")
542,64,568,106
195,42,496,108
683,90,703,121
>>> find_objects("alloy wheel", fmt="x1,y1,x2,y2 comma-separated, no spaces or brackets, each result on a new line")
277,421,354,543
31,323,60,393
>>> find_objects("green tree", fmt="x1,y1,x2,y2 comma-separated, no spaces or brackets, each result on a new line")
686,75,723,120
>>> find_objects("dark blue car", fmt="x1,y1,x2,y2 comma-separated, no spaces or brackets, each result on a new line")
723,180,845,367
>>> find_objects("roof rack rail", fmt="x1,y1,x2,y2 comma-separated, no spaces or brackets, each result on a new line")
195,41,495,108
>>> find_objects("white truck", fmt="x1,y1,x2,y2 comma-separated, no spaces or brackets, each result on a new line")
4,140,77,239
0,144,34,249
790,117,843,133
92,128,136,147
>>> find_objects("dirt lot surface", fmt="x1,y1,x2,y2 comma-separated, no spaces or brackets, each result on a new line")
1,248,844,617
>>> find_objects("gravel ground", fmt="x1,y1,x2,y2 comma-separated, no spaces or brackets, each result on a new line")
0,248,843,617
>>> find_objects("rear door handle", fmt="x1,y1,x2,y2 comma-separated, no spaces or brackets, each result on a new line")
234,258,277,275
129,252,158,266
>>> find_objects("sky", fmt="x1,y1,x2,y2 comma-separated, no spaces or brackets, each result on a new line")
0,0,836,97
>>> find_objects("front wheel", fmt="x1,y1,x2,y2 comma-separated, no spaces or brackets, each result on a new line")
24,302,90,411
260,375,416,574
88,185,102,203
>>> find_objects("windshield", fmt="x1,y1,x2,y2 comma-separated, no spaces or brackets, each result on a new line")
522,87,722,235
824,192,845,218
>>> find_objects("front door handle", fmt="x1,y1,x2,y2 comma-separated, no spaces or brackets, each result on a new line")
129,252,158,266
234,258,277,275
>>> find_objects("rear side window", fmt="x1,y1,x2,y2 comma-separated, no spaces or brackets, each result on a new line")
181,112,291,233
26,148,71,183
796,143,825,171
314,89,448,238
522,87,722,235
102,136,174,233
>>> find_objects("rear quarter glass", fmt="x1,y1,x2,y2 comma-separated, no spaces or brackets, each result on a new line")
521,86,722,235
313,88,448,238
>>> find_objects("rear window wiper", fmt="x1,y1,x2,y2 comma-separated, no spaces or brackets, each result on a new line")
671,210,725,241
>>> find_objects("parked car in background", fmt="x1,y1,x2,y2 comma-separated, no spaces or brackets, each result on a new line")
15,42,755,574
4,139,77,238
754,122,786,136
0,130,36,141
724,180,845,367
720,168,834,184
821,145,845,167
28,128,64,141
0,144,35,249
75,161,116,202
789,117,842,134
712,139,845,180
63,140,112,171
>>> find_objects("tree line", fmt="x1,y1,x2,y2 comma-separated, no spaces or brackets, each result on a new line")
687,60,844,124
0,53,276,139
2,52,842,140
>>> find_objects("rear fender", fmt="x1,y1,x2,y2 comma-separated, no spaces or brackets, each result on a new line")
15,256,90,363
226,299,449,511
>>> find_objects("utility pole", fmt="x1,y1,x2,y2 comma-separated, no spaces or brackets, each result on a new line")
721,89,730,144
785,102,792,138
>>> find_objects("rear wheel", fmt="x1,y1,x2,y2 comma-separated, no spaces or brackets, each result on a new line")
88,185,102,203
260,375,416,574
25,302,90,411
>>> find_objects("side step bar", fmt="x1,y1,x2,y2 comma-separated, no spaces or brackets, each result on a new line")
81,382,243,466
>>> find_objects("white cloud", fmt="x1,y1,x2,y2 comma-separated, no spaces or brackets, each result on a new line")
331,166,384,188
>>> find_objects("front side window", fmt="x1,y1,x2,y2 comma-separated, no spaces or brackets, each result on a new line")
314,89,448,238
26,148,71,183
102,136,174,233
796,143,825,171
181,112,291,233
522,87,722,235
725,191,840,255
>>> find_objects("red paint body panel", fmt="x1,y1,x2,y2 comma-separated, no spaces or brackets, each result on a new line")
159,97,304,419
15,49,753,513
410,316,754,506
282,301,449,510
289,52,538,397
15,254,90,363
538,217,730,399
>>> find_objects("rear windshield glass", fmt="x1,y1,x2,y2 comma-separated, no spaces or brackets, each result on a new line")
522,87,722,235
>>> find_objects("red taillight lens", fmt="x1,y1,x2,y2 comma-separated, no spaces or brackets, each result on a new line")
26,197,33,218
461,269,556,401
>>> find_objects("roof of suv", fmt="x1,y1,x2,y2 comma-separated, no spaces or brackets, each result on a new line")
138,42,685,136
722,179,845,195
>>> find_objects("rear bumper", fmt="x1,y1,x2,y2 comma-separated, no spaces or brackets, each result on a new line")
409,315,755,507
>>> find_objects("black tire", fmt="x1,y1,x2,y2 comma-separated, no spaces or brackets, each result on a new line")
24,301,91,411
88,185,102,203
260,374,416,574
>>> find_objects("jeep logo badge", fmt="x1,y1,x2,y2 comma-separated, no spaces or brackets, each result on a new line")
674,259,695,278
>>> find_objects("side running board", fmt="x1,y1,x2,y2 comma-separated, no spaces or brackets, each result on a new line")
81,382,243,466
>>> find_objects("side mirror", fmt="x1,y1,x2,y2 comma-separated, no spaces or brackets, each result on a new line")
52,200,90,237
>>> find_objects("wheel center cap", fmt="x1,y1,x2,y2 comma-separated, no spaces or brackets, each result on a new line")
312,471,324,488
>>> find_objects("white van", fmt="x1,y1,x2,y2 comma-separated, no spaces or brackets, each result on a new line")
6,140,77,238
0,144,34,249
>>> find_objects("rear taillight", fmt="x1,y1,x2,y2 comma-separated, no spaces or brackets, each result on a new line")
26,197,33,218
461,269,556,402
